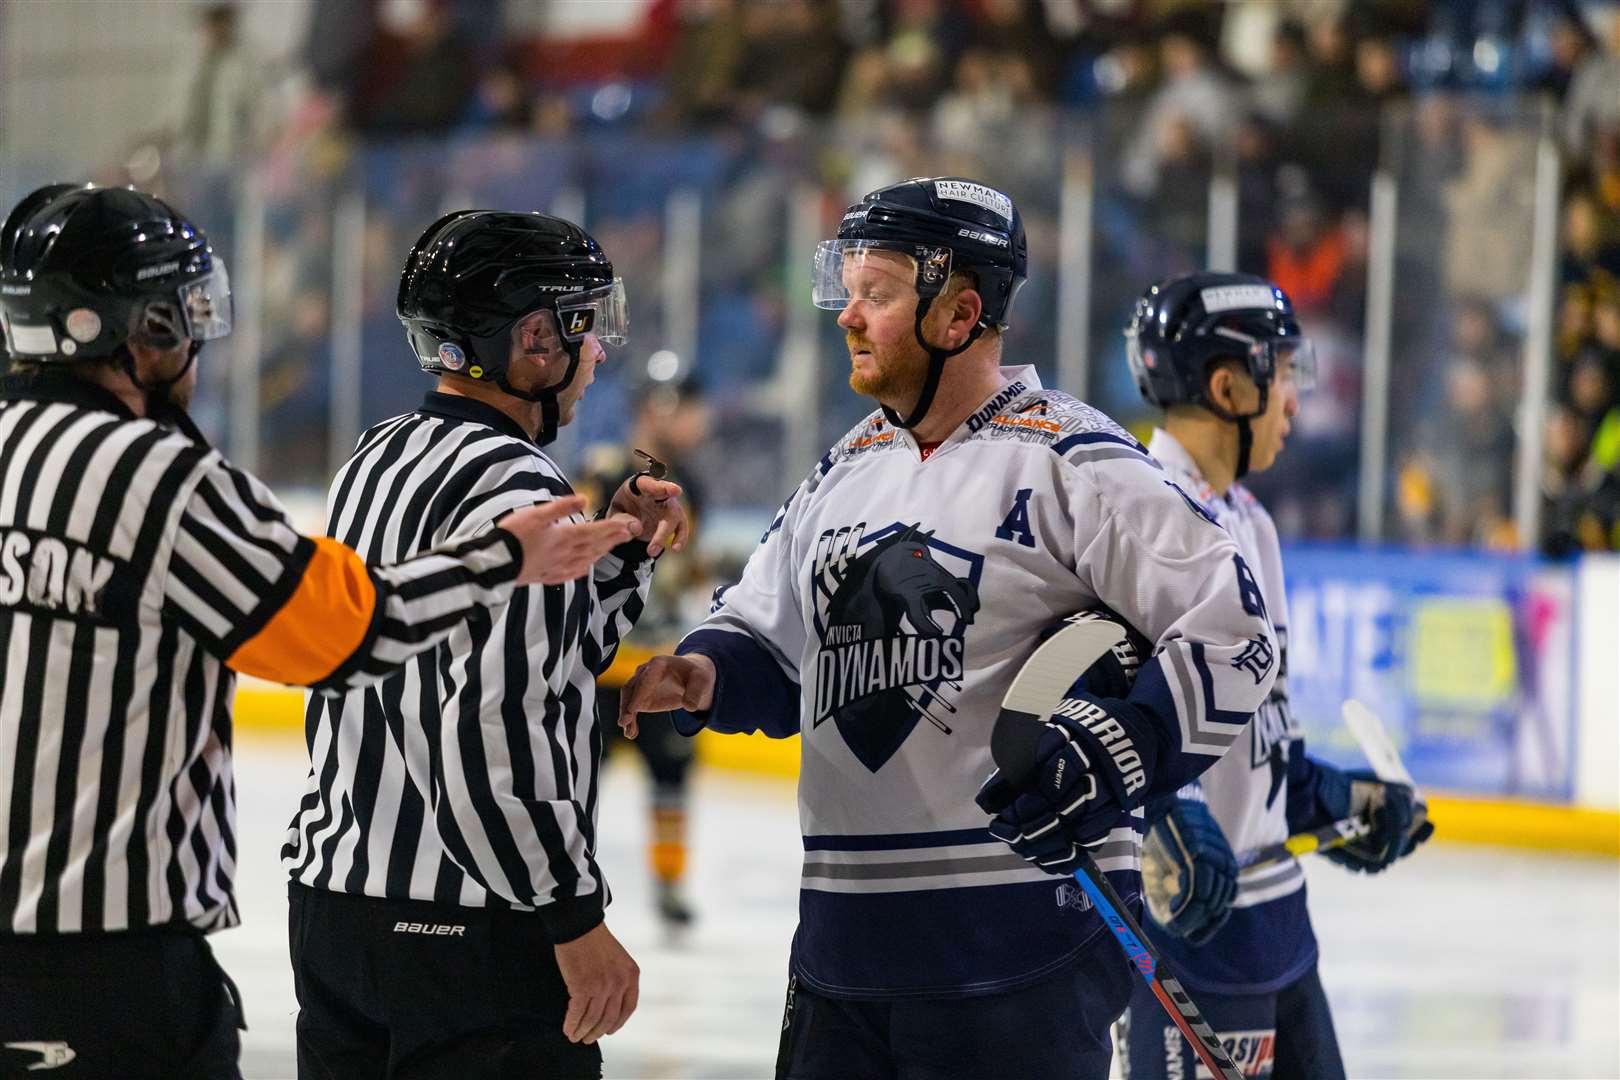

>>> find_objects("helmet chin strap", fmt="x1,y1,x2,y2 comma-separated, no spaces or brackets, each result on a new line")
121,340,202,429
499,338,583,448
879,297,983,430
1200,382,1269,481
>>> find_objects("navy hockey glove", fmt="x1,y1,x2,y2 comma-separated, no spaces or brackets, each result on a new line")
976,689,1159,875
1316,767,1433,874
1141,795,1239,945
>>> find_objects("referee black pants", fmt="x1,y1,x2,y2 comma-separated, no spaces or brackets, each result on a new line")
0,926,243,1079
288,883,601,1080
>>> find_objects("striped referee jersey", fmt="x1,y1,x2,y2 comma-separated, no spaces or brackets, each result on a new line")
282,392,653,941
0,371,530,937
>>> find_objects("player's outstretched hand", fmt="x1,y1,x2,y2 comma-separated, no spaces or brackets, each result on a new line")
1321,769,1433,874
1141,796,1239,944
617,653,715,739
609,475,690,557
976,688,1158,875
497,496,639,585
555,921,640,1045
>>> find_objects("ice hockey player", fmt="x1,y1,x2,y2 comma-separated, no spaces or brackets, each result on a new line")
618,178,1280,1079
1119,271,1434,1080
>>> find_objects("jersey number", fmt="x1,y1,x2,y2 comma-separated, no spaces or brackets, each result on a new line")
1233,554,1267,620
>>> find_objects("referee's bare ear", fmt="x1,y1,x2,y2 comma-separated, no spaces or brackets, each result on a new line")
499,496,639,586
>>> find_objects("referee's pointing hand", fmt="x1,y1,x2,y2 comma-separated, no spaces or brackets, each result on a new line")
498,496,640,585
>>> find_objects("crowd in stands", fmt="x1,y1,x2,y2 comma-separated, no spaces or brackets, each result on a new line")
138,0,1620,552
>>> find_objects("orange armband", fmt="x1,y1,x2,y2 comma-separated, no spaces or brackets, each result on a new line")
228,537,376,686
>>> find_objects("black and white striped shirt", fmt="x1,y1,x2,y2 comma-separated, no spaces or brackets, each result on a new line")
282,392,653,941
0,372,527,937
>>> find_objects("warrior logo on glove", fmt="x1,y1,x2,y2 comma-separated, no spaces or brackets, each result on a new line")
811,521,982,771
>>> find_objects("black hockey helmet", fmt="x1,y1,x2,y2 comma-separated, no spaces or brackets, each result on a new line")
1125,271,1315,477
0,183,232,365
812,176,1028,428
397,209,625,445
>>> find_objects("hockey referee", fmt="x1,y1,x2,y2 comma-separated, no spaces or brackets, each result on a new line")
282,210,687,1079
0,185,637,1079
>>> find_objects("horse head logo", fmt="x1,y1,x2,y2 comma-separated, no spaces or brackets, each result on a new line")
816,524,981,771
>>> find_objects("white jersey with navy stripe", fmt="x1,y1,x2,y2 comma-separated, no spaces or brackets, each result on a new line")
1146,426,1318,995
1147,429,1300,907
676,367,1277,997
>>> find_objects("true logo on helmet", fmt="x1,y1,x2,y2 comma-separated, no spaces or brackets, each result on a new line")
437,342,466,370
64,308,101,344
932,180,1013,223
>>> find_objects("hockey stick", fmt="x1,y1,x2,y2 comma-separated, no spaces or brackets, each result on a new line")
1236,814,1372,871
990,616,1245,1080
1342,698,1432,839
1240,701,1425,873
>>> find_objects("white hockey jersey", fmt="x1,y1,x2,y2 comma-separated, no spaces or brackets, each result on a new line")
676,368,1278,998
1146,427,1317,994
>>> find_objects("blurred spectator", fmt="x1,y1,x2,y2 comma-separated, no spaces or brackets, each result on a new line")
733,0,848,117
1266,174,1349,315
1249,20,1310,129
1532,12,1595,101
1563,9,1620,153
1398,356,1517,546
656,0,746,128
1444,114,1537,303
346,1,481,136
1121,9,1236,197
163,3,271,168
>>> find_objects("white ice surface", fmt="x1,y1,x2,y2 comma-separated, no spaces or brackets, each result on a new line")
220,739,1620,1080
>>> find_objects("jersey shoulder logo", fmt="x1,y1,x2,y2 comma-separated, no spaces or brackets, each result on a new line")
810,522,982,772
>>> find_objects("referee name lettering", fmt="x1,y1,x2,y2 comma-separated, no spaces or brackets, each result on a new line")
0,528,118,618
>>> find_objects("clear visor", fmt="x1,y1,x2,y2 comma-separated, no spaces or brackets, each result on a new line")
1273,338,1317,393
811,240,952,310
554,277,627,346
176,264,232,342
1125,328,1317,395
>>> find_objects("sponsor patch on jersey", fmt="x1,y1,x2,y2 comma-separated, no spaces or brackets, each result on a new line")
1199,284,1276,313
437,342,466,370
64,308,101,343
1192,1029,1275,1078
933,180,1013,223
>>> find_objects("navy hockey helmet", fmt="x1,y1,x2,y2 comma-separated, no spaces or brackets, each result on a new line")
0,183,232,365
814,176,1028,331
812,176,1028,429
397,210,626,445
1125,271,1315,477
1125,271,1314,410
